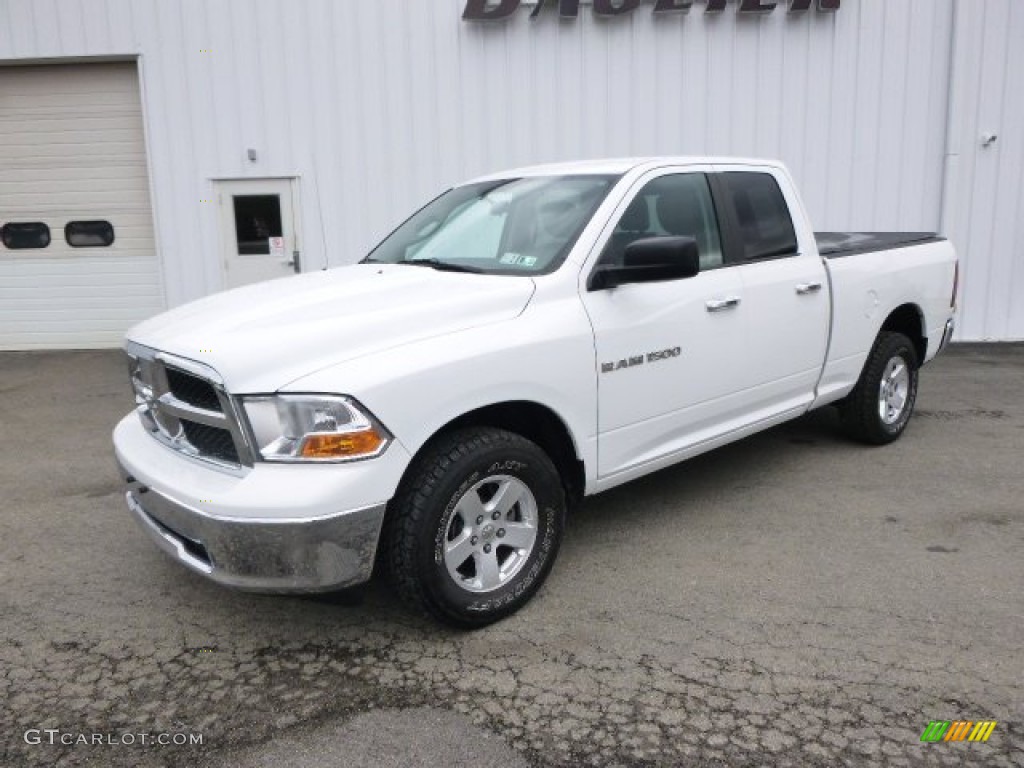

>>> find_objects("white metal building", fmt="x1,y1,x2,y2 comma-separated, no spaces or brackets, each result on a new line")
0,0,1020,348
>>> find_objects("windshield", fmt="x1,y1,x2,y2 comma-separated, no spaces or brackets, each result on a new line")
365,175,618,275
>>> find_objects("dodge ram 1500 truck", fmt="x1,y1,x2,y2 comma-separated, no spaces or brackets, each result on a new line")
114,157,958,627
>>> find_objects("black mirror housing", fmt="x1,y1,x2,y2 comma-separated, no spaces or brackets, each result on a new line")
589,236,701,291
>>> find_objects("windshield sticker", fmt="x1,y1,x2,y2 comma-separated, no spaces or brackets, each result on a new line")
499,253,539,268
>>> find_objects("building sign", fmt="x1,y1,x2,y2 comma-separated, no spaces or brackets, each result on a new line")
464,0,840,21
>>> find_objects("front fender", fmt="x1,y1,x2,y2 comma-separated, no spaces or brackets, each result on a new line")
283,297,599,494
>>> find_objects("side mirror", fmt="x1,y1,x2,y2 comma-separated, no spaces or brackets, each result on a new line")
589,236,701,291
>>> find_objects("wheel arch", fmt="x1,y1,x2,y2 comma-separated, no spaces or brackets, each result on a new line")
879,303,927,366
420,400,585,507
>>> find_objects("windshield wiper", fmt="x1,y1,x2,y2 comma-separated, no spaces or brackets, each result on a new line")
401,259,486,274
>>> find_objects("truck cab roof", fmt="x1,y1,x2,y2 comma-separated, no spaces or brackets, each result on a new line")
468,156,787,182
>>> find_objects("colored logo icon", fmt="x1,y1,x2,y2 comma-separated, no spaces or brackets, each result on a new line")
921,721,997,743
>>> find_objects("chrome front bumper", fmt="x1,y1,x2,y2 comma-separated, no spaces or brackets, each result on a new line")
117,459,386,593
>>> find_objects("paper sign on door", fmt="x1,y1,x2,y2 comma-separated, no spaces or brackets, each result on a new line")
269,237,286,257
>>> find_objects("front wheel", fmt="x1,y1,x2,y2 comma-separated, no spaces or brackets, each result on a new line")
840,331,920,445
384,427,566,628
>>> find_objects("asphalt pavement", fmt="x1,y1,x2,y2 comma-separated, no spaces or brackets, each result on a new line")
0,345,1021,767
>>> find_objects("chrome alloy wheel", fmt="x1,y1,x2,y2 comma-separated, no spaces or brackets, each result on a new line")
443,475,539,593
878,356,911,425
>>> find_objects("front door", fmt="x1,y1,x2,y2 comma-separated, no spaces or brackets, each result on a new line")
580,169,748,481
216,178,301,289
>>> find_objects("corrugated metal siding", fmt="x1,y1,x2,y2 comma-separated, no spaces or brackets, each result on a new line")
0,62,160,349
6,0,1013,340
942,0,1024,340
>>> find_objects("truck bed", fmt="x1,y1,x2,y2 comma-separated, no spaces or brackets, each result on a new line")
815,232,943,259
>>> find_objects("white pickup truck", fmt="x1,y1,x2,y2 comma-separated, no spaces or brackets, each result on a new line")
114,157,958,627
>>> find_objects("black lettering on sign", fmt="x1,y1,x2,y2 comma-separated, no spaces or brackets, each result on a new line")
463,0,840,21
530,0,582,18
739,0,777,12
594,0,643,15
463,0,520,20
654,0,694,11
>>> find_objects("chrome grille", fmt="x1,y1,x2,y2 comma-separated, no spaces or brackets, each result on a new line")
180,421,241,464
165,367,222,411
126,343,252,470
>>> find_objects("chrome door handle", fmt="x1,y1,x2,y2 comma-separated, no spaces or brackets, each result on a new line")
705,297,741,313
796,282,822,295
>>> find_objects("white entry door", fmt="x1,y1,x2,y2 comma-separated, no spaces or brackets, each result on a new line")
217,178,301,289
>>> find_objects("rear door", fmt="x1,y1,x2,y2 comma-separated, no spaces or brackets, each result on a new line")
711,167,829,418
580,167,748,480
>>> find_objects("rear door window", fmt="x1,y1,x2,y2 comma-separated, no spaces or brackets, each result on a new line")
719,172,798,261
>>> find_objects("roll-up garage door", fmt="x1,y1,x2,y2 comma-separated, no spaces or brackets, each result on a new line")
0,61,162,349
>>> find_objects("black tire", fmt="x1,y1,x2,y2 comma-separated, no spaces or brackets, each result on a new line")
840,331,920,445
384,427,566,628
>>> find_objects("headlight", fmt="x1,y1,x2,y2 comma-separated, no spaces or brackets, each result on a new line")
241,395,391,462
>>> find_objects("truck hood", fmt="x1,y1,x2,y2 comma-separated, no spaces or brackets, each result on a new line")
126,263,536,392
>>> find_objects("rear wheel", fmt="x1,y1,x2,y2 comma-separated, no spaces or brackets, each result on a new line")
840,331,920,445
384,427,565,628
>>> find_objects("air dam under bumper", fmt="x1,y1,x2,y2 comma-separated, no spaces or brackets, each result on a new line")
114,414,406,593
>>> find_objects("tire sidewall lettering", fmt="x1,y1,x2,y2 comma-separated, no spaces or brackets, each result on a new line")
465,502,556,613
488,459,527,473
433,470,481,566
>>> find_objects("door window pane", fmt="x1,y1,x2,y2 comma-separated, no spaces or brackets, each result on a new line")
2,222,51,250
720,172,798,261
601,174,723,270
66,220,115,247
233,195,282,255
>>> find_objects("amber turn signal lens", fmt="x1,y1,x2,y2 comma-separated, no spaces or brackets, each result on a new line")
299,429,386,459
